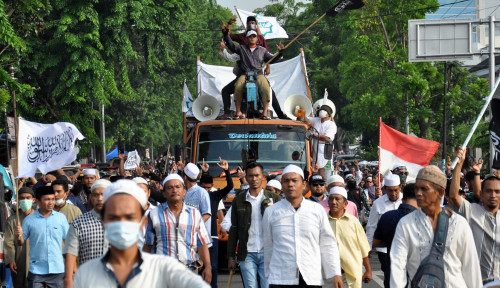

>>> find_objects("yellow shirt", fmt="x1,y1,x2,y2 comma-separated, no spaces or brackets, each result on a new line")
57,203,82,224
328,211,370,288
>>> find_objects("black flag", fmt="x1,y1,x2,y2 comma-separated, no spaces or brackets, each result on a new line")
326,0,365,17
491,98,500,169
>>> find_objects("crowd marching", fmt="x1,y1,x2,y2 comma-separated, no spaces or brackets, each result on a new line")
3,12,500,288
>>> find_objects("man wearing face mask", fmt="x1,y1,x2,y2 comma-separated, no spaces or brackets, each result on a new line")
391,164,408,187
306,105,337,179
15,185,69,288
5,187,35,288
73,179,209,287
52,179,82,224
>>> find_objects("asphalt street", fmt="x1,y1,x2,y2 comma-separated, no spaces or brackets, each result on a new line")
218,255,385,288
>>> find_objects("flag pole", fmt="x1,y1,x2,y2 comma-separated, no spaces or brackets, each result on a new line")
451,76,500,169
234,6,247,31
261,13,327,69
378,117,382,189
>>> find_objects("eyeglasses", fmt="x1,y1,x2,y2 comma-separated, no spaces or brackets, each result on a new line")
311,183,325,187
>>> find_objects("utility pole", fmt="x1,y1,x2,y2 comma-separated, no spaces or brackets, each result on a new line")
100,104,106,163
489,16,496,172
442,62,448,162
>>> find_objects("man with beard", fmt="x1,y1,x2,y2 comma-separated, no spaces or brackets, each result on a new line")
365,174,402,288
307,174,327,203
449,146,500,284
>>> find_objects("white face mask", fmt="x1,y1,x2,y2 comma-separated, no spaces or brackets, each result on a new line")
249,24,257,31
319,110,328,118
55,198,65,206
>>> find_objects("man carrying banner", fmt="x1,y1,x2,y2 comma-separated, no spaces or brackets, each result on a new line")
5,187,35,288
15,186,69,288
222,24,285,120
449,146,500,284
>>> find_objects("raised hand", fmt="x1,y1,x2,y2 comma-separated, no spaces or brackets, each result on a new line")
201,158,210,173
472,157,483,173
237,166,246,179
219,38,226,51
228,17,237,24
177,156,185,172
217,157,229,170
311,161,319,173
277,41,285,51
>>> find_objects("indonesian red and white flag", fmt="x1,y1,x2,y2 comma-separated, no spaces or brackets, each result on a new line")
379,119,440,182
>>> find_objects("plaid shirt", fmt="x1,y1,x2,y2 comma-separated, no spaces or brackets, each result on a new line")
64,209,108,265
145,202,211,265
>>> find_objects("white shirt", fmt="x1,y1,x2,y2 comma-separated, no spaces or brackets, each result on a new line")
74,251,209,288
390,209,481,288
138,202,156,250
310,117,337,168
220,206,232,231
246,189,264,252
365,193,402,253
263,198,341,286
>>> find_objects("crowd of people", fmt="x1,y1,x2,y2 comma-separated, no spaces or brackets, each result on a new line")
5,143,500,288
3,11,500,288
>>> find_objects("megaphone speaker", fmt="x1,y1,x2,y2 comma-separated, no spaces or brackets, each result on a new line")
283,94,313,120
193,95,221,121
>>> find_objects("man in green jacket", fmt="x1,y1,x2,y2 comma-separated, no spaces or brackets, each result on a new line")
227,162,281,288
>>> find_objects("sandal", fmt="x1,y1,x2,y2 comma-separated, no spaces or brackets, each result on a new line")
235,114,246,119
260,115,270,120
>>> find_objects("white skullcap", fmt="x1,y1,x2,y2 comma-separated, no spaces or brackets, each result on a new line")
327,174,344,186
266,180,282,191
329,186,348,199
184,163,200,180
132,177,148,186
275,175,282,181
282,164,304,179
384,174,401,187
345,174,354,179
91,179,111,192
83,168,97,176
163,173,185,186
103,179,147,208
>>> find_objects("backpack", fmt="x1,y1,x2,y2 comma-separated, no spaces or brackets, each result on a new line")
411,209,450,288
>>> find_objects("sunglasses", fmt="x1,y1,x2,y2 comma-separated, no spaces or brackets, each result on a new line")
311,183,325,187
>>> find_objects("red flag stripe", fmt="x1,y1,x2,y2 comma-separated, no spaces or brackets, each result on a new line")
380,122,439,166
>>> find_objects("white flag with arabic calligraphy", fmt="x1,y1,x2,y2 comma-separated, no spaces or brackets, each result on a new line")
18,119,85,177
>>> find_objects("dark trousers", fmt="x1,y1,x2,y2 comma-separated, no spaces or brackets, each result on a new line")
221,77,286,118
209,238,219,288
377,251,390,288
269,273,321,288
28,272,64,288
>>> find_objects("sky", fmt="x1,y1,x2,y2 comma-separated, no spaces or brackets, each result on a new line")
216,0,277,14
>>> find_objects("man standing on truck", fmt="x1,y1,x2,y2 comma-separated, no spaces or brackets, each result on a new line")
307,105,337,179
221,23,285,120
227,162,281,288
219,18,287,120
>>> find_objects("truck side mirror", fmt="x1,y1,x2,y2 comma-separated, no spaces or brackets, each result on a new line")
324,140,333,160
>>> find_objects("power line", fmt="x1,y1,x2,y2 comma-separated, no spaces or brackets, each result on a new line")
488,4,500,17
441,0,474,19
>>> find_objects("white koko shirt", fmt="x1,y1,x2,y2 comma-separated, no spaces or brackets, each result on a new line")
390,209,482,288
365,193,402,253
263,198,342,286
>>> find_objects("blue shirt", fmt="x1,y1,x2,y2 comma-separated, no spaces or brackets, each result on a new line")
183,184,211,239
22,210,69,274
67,194,87,214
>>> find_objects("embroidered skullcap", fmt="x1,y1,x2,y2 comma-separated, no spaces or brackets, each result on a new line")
416,165,447,189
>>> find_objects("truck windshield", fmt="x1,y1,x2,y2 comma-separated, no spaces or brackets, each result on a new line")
196,126,307,177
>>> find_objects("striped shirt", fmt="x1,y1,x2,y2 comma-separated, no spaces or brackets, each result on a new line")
454,200,500,282
145,202,211,265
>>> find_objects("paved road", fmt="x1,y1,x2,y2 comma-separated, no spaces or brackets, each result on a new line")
218,256,385,287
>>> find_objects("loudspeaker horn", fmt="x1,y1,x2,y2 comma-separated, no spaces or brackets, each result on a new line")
283,94,313,120
313,99,336,118
193,95,221,122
